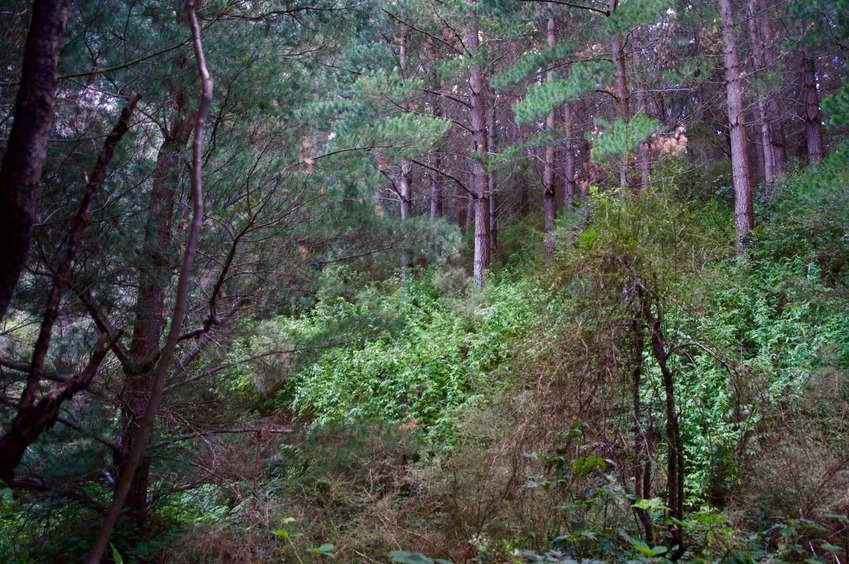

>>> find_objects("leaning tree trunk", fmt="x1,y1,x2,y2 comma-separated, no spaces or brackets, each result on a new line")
0,0,70,321
719,0,754,258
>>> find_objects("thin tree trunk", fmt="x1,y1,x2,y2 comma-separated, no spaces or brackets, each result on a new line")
429,153,443,219
756,0,785,177
0,0,70,321
748,0,772,184
803,55,824,164
563,103,576,210
610,0,630,190
88,2,212,560
543,16,557,259
632,36,651,189
115,92,193,526
719,0,754,257
399,160,413,269
488,89,498,251
468,0,490,288
0,95,138,482
649,305,685,560
398,25,413,269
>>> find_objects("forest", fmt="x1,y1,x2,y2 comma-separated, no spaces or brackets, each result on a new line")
0,0,848,562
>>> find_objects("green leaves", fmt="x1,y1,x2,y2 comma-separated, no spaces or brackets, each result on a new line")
586,111,662,163
513,62,614,124
607,0,674,35
492,40,575,90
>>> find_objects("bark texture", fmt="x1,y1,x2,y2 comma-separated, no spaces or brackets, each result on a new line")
0,0,70,321
719,0,754,257
0,94,138,483
803,55,824,164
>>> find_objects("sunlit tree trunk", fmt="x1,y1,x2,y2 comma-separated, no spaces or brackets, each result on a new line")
719,0,754,257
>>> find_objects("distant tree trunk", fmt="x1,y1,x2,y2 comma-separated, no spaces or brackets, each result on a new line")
719,0,754,257
88,1,211,559
756,0,785,177
632,36,651,189
563,103,576,210
468,0,490,288
0,0,70,321
429,153,443,219
398,25,413,269
610,0,630,190
802,55,824,164
747,0,786,186
488,92,498,251
543,16,557,259
116,92,193,526
455,183,467,230
399,160,413,268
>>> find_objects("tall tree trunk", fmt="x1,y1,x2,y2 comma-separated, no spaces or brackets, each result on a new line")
467,0,490,289
756,0,785,177
88,2,211,559
116,93,193,526
563,103,576,210
429,153,443,219
747,0,772,184
0,96,137,483
0,0,70,321
719,0,754,257
649,305,685,560
543,16,557,259
488,91,498,251
802,55,824,164
632,35,651,189
610,0,630,190
747,0,786,186
398,25,413,269
399,160,413,269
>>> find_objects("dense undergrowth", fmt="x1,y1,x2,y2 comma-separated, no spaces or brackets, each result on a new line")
2,150,849,562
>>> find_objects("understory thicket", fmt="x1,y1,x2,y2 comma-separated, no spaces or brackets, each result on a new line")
4,147,848,562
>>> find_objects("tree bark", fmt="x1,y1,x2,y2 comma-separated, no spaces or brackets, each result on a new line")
719,0,754,257
563,103,576,210
114,92,193,526
542,17,557,259
610,0,630,190
467,0,491,289
0,95,138,483
0,0,70,322
803,55,824,164
648,305,685,560
747,0,786,186
88,1,212,560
